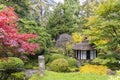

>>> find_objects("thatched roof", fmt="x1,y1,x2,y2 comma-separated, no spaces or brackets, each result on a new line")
73,41,94,50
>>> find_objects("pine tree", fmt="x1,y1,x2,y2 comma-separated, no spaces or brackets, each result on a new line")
47,0,81,39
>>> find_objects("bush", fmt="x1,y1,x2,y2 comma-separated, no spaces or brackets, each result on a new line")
44,54,51,64
45,53,78,70
48,47,59,53
24,57,38,69
24,63,33,69
80,65,107,75
57,48,65,55
92,53,120,70
33,66,39,70
0,57,24,70
65,57,77,67
45,53,65,70
10,71,25,80
50,54,65,62
50,58,69,72
68,67,79,72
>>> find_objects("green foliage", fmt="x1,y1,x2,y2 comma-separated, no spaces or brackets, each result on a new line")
0,4,5,10
57,48,65,54
65,42,74,56
0,57,24,70
18,19,52,54
49,54,65,62
24,57,38,69
92,53,120,70
33,67,39,70
47,0,81,39
0,0,30,18
95,0,118,17
44,53,64,65
24,63,33,69
84,0,120,53
68,67,79,72
93,58,111,65
29,71,108,80
50,58,69,72
45,53,77,71
116,70,120,75
48,47,59,53
65,57,77,67
44,54,51,64
10,71,25,80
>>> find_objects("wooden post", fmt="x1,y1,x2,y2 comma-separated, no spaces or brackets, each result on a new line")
38,55,45,77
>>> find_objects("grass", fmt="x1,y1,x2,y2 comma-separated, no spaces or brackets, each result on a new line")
29,71,108,80
108,76,120,80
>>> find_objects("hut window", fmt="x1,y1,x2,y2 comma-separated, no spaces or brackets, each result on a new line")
81,51,86,59
93,50,97,58
78,51,81,60
90,50,94,59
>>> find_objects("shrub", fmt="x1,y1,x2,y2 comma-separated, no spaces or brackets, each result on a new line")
24,63,33,69
65,57,77,67
50,58,69,72
44,54,51,64
92,53,120,70
0,57,24,70
49,47,59,53
24,57,38,69
33,66,39,70
57,48,65,55
45,53,65,70
10,71,25,80
46,53,77,70
80,64,107,75
68,67,79,72
50,54,65,62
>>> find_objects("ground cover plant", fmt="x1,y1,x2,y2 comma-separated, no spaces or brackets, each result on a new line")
80,64,107,75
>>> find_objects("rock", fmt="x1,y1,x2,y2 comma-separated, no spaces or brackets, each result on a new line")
25,70,38,78
107,69,116,75
55,33,72,48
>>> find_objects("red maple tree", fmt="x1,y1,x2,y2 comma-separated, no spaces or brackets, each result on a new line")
0,7,39,56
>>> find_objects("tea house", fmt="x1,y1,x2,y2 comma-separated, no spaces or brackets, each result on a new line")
73,40,97,60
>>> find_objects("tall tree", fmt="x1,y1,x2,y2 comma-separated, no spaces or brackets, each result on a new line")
84,0,120,53
0,0,29,18
0,6,39,57
18,19,52,54
47,0,81,39
29,0,56,26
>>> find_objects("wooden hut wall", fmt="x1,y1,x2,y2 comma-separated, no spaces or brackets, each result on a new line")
75,50,97,60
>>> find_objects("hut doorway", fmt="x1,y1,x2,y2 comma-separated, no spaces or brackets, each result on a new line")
87,51,90,59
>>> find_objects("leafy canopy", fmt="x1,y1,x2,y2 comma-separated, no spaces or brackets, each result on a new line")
84,0,120,53
47,0,80,39
18,19,52,54
0,7,39,55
